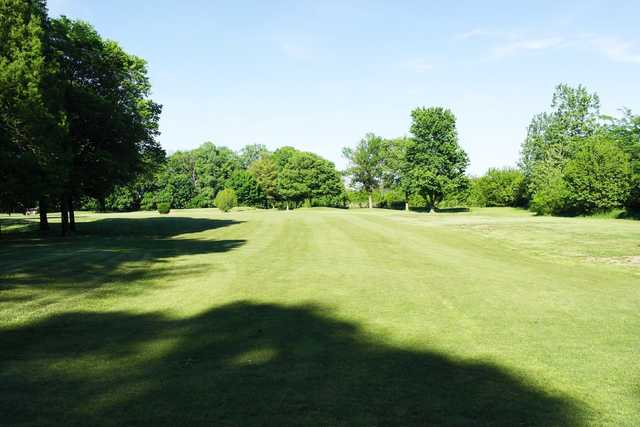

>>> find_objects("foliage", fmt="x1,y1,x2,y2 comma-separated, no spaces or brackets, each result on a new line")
276,149,345,209
563,136,631,214
528,165,568,215
157,202,171,214
238,143,270,168
604,109,640,209
248,155,278,207
470,168,526,207
214,188,237,212
403,107,469,211
227,170,263,207
0,0,61,216
343,133,385,208
520,84,600,192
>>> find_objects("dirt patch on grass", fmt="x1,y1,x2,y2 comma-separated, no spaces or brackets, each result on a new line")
586,255,640,266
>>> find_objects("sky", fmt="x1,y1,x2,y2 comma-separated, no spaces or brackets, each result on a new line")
47,0,640,175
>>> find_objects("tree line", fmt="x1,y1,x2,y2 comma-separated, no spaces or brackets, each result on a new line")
92,142,347,212
343,84,639,217
2,1,639,237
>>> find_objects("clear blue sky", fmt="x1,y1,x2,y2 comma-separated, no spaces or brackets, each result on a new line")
48,0,640,175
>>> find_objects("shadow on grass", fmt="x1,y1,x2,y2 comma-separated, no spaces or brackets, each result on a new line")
0,302,586,426
0,216,245,294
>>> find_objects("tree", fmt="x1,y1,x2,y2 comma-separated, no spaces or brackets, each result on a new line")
343,133,384,208
49,17,162,234
563,136,631,214
227,170,263,207
249,155,278,207
381,137,411,210
238,143,269,168
214,188,237,213
520,84,601,194
605,109,640,210
0,0,63,233
403,107,469,212
277,161,307,210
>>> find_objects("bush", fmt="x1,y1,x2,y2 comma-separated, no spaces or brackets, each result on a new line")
140,192,156,211
470,168,526,207
529,172,568,215
563,137,632,214
214,188,237,212
188,188,215,208
157,202,171,214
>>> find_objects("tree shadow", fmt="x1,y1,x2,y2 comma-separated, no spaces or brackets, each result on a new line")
0,302,587,426
0,217,245,295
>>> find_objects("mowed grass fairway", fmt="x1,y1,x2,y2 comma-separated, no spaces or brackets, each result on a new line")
1,208,639,426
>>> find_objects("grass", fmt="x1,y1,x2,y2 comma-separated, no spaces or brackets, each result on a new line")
1,207,639,426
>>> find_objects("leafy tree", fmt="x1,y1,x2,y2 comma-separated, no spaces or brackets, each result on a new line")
227,170,263,207
249,155,278,207
381,137,411,210
238,143,269,168
277,162,307,210
470,168,526,207
520,84,600,191
214,188,237,212
605,109,640,210
403,107,469,212
343,133,385,208
0,0,63,232
49,17,162,233
563,136,631,214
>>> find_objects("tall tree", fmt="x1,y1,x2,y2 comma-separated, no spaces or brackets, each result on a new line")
520,84,600,184
49,17,162,233
0,0,63,233
343,133,384,208
403,107,469,212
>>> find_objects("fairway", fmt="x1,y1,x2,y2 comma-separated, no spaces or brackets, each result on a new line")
1,208,639,425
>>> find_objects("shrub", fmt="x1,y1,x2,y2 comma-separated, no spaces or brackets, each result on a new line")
157,202,171,214
188,188,215,208
470,168,526,207
140,192,156,211
214,188,237,212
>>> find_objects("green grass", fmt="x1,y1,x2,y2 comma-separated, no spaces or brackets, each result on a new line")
1,207,639,426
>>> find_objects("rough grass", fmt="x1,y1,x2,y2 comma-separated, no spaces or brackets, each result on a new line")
1,207,639,426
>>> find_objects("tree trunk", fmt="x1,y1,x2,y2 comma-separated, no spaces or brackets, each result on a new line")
68,194,76,232
368,193,373,209
97,197,105,213
39,198,49,233
60,196,69,236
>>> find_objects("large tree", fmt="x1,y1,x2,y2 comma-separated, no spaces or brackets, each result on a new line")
49,17,162,233
0,0,63,233
403,107,469,212
520,84,600,187
342,133,384,209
